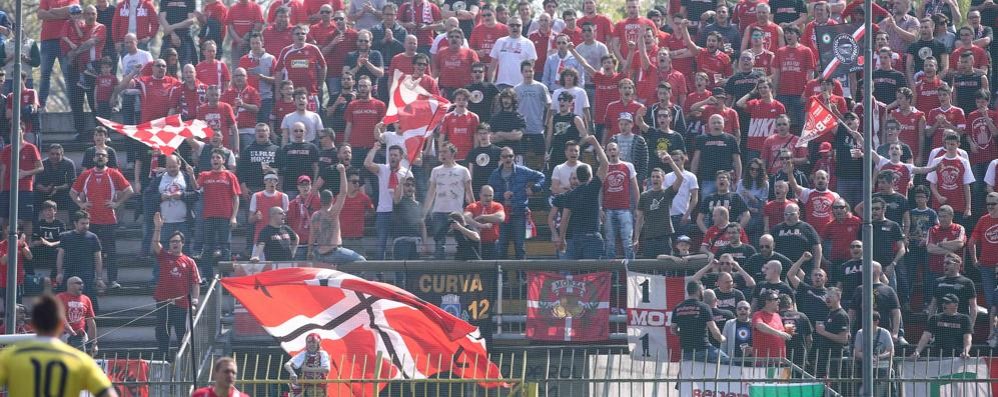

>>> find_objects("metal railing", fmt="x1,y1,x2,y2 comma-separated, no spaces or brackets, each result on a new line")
172,275,224,393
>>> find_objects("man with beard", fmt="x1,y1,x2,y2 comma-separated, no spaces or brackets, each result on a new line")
680,27,733,89
237,123,279,198
722,300,755,358
489,147,544,260
309,167,366,264
554,135,609,259
69,148,132,290
197,149,241,278
926,253,978,331
343,76,385,169
825,198,861,267
222,67,262,153
284,333,330,396
463,185,505,260
56,276,97,352
672,280,728,362
196,85,239,152
238,33,276,124
465,62,500,123
813,286,850,378
770,202,822,273
691,115,742,198
364,141,412,260
635,157,685,258
912,293,973,358
787,164,839,241
751,256,800,308
169,64,206,121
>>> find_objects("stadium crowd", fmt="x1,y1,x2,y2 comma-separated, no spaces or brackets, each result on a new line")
0,0,994,375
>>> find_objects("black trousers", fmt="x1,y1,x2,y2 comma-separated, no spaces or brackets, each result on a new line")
155,301,188,357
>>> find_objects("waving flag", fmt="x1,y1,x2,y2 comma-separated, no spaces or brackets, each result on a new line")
384,70,451,165
816,23,867,79
97,114,214,156
526,272,611,342
221,267,504,396
797,99,840,148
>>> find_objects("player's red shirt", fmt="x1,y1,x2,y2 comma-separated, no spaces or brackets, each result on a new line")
340,192,373,239
0,143,40,192
745,98,786,151
72,167,131,224
274,44,327,95
95,74,118,103
153,250,201,307
465,200,503,243
528,30,556,74
56,292,94,332
966,108,998,165
578,14,614,44
39,0,78,41
170,81,207,121
266,0,308,25
890,108,926,160
440,110,479,156
971,214,998,266
195,58,231,89
927,222,965,273
928,155,974,213
197,169,242,219
772,44,815,96
603,100,645,139
345,98,387,149
914,76,944,114
135,75,180,122
826,214,861,261
307,20,338,48
592,72,625,125
746,21,782,52
227,0,264,39
950,45,990,71
614,17,658,61
221,85,262,129
398,0,441,44
469,23,507,64
751,49,775,73
927,106,967,149
197,102,238,148
262,25,295,58
695,48,733,87
435,46,479,89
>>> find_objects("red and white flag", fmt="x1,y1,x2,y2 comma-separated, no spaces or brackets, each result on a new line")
526,272,611,342
221,267,504,396
97,114,214,156
797,99,839,148
383,70,451,165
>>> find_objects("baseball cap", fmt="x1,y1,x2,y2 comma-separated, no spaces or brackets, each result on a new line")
675,235,691,243
711,87,728,97
941,293,959,305
69,4,83,14
297,175,312,184
618,112,634,122
819,142,832,153
264,173,279,181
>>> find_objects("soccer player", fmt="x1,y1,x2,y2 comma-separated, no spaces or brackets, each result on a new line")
0,294,118,397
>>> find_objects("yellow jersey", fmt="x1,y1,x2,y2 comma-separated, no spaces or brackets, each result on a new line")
0,337,113,397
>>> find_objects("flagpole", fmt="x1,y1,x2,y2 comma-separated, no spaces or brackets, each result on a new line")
861,0,876,395
4,0,22,334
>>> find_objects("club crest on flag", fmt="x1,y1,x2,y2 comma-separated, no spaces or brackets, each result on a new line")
526,272,610,342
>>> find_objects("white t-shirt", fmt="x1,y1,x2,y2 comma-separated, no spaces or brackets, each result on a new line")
429,163,471,213
550,86,590,118
663,170,698,216
430,33,469,55
383,132,411,169
376,163,413,213
985,158,998,187
926,155,976,185
289,349,331,376
489,36,538,87
927,147,970,161
281,110,324,143
158,172,188,223
551,162,583,194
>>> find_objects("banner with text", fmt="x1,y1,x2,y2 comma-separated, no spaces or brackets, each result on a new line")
626,272,688,360
588,357,793,396
406,269,497,335
900,357,992,397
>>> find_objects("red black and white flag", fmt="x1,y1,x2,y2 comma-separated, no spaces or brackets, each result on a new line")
816,23,867,79
797,99,840,147
383,69,451,165
526,272,611,342
221,267,504,396
97,114,214,157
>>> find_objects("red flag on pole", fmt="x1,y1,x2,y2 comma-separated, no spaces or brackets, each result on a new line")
384,70,451,165
97,115,214,156
221,267,505,396
797,99,840,148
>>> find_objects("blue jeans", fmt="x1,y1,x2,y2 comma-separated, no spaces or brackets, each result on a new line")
201,217,232,278
39,39,69,108
316,246,367,264
685,346,729,363
566,233,605,259
430,212,451,259
326,77,342,101
375,211,392,260
604,209,634,259
497,210,526,259
981,266,997,307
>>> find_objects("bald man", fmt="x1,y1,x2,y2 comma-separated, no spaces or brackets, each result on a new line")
251,206,299,261
56,276,98,353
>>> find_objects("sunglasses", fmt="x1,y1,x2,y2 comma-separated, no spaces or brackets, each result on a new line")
333,16,344,20
321,10,331,13
832,205,847,209
349,180,362,184
851,245,862,248
988,202,998,206
501,154,514,158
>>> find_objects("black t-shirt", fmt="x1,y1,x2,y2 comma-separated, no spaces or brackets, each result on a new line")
725,70,766,104
851,283,901,332
752,281,795,303
710,307,735,346
453,228,481,260
744,252,793,281
258,224,295,261
771,221,820,265
344,50,385,83
315,146,341,194
816,307,850,352
835,259,863,300
638,188,678,238
489,110,526,137
933,275,977,315
548,112,581,166
874,192,909,228
275,142,320,192
769,0,807,25
58,230,102,279
713,288,746,313
465,81,499,123
33,218,65,259
681,0,719,27
694,133,740,181
716,243,757,263
643,129,686,173
466,145,502,195
325,91,354,133
160,0,196,32
392,197,423,237
949,72,986,113
833,125,863,179
871,219,904,265
795,282,829,327
237,141,280,192
871,69,907,106
671,298,714,350
876,142,913,163
907,39,948,73
780,309,812,364
927,312,971,355
699,191,749,229
36,158,77,191
562,177,603,238
731,319,754,357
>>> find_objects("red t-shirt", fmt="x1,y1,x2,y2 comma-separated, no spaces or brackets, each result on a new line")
761,134,805,174
440,111,479,157
61,21,106,67
877,160,915,197
0,239,26,286
195,59,231,89
928,155,975,213
153,251,201,308
56,292,94,332
914,76,944,114
700,105,741,134
803,78,844,98
340,192,373,239
950,45,990,71
273,98,297,125
324,29,358,76
701,225,750,253
135,75,180,122
465,201,503,243
891,108,926,161
603,100,645,140
196,102,238,148
602,162,636,210
927,106,967,149
662,35,694,87
732,0,762,33
528,30,556,74
826,215,862,261
191,386,249,397
966,109,998,165
752,50,775,73
927,223,965,273
577,14,614,44
40,0,78,41
434,46,479,89
287,191,320,244
592,72,624,126
274,44,327,95
398,1,441,44
307,21,338,48
752,310,787,358
8,90,38,132
221,85,262,129
202,1,228,42
266,0,308,25
971,214,998,266
695,48,733,87
0,143,41,191
800,188,839,235
262,25,295,58
197,170,241,219
469,23,508,64
745,98,786,151
345,98,387,149
764,199,796,231
72,167,131,224
772,45,815,96
747,22,782,52
95,74,118,103
634,64,688,106
227,1,264,39
685,90,711,114
613,17,658,61
170,81,207,121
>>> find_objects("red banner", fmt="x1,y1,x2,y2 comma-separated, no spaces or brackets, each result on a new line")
526,272,611,342
797,99,840,148
103,359,150,397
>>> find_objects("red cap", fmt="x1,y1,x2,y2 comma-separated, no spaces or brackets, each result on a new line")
297,175,312,184
819,142,832,153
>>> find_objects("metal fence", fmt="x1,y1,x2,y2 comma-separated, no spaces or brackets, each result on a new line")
172,275,224,394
